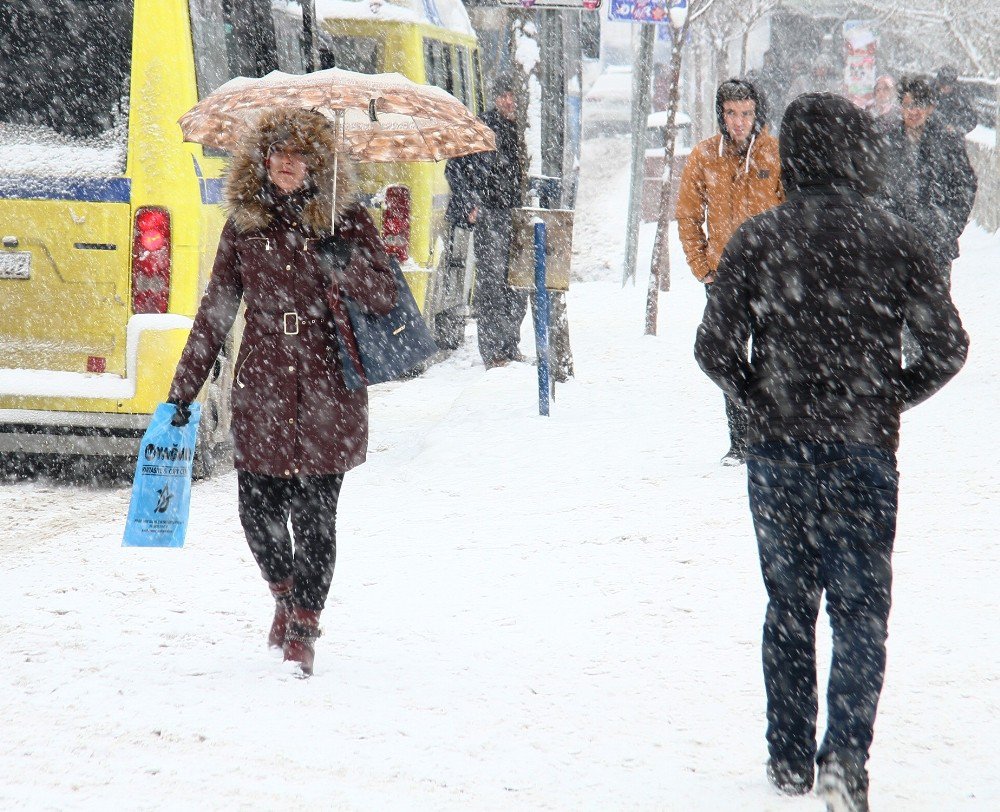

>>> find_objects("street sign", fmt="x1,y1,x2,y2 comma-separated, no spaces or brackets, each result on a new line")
608,0,683,24
497,0,602,9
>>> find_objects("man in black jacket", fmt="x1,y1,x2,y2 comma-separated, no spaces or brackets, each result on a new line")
934,65,978,136
877,74,977,287
445,74,528,368
695,93,968,812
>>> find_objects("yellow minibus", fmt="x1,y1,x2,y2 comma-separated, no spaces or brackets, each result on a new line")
0,0,482,475
317,0,485,348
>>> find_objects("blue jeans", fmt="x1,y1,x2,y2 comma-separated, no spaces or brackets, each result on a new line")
747,441,899,771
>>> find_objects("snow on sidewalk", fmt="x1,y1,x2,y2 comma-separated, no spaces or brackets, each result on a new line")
1,137,997,810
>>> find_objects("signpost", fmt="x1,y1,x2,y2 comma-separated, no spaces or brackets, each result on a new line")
498,0,598,414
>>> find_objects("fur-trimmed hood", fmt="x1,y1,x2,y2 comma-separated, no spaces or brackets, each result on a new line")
225,108,358,235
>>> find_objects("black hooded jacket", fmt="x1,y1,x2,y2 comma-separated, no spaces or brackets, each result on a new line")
876,116,977,266
935,87,978,136
445,108,524,224
694,93,969,451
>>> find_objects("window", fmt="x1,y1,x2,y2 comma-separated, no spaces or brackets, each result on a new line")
0,1,133,143
472,51,485,114
452,45,469,106
189,0,307,99
453,46,470,107
320,36,380,74
423,39,452,95
271,2,307,74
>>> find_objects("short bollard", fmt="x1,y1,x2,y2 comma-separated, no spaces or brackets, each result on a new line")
533,219,550,417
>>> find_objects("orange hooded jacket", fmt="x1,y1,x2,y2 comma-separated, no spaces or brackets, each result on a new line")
675,131,784,282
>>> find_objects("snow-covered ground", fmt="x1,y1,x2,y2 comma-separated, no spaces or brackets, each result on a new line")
2,133,998,810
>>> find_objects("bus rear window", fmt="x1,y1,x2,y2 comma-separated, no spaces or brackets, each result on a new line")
189,0,309,100
0,1,133,165
320,37,381,74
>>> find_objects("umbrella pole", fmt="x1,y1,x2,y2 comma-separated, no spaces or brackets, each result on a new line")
331,109,344,237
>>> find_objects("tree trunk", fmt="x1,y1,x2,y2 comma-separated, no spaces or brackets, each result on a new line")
646,20,689,335
694,36,707,140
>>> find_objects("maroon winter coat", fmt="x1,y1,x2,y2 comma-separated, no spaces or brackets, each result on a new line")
169,109,397,476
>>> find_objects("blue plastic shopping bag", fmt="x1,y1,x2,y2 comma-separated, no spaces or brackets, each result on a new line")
122,402,202,548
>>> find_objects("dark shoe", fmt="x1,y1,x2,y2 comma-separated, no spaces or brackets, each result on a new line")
267,577,294,649
483,357,510,370
720,447,746,466
817,754,870,812
767,758,813,796
283,607,322,676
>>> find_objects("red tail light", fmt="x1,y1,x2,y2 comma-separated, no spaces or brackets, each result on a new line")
131,207,171,314
382,185,411,262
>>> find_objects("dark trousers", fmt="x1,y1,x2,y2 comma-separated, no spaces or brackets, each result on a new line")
473,208,528,364
705,285,748,453
746,441,898,771
725,394,749,455
237,472,345,612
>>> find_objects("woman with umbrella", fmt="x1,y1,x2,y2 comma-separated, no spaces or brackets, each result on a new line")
166,108,397,676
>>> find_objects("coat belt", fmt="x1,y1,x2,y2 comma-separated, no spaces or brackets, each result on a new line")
244,310,328,336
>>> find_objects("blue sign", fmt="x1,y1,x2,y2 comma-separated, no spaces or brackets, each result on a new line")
608,0,680,23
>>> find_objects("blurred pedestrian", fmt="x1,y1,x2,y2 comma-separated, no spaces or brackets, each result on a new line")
876,74,977,287
786,56,842,100
865,74,900,125
755,50,788,132
695,92,968,812
934,65,978,135
675,78,784,465
167,109,397,676
445,73,529,370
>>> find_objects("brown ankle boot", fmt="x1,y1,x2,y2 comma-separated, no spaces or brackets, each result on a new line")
283,607,321,676
267,577,294,649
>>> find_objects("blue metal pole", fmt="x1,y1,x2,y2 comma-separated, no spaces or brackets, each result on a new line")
533,219,550,416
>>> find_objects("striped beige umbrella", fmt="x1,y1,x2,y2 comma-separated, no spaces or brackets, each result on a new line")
178,68,495,162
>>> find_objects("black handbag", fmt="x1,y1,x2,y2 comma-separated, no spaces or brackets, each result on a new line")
333,257,439,390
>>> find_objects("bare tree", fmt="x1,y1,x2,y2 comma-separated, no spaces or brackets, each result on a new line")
645,0,719,334
734,0,782,75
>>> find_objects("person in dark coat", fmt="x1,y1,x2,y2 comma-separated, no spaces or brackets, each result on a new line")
934,65,978,136
695,93,968,811
167,108,397,676
876,74,977,287
445,73,528,369
865,74,901,130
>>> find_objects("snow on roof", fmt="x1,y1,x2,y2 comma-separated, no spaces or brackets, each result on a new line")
315,0,474,37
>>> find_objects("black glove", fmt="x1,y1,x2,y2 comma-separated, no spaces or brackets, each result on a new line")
167,398,192,428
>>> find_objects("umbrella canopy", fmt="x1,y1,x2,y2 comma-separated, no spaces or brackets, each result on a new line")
178,68,495,162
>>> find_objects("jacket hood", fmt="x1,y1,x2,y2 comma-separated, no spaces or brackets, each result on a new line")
779,92,884,195
715,79,768,140
225,107,358,235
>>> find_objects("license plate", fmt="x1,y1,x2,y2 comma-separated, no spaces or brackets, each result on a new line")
0,252,31,280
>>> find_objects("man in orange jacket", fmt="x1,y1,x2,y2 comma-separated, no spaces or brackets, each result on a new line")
676,78,784,465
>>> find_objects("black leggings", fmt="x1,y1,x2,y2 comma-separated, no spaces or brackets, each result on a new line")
237,472,345,612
